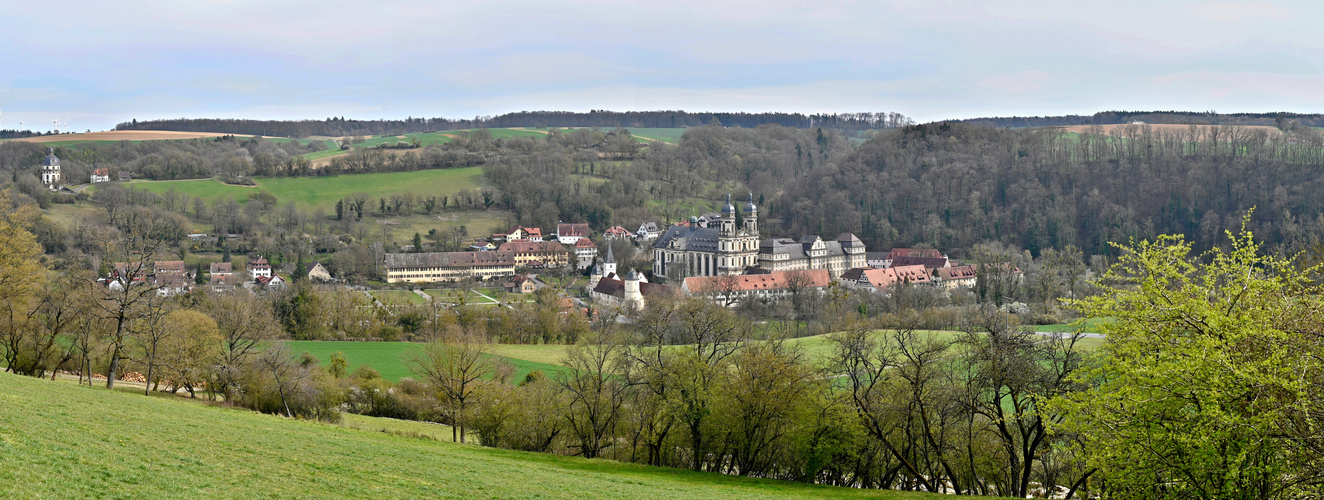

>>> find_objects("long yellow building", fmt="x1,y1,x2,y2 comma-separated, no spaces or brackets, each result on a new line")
384,251,516,283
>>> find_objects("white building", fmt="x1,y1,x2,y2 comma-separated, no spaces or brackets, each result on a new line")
40,148,61,189
90,166,111,184
249,256,272,281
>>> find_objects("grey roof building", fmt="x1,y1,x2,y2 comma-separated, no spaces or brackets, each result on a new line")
757,233,866,279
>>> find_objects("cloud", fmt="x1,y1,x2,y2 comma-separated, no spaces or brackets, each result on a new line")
1194,2,1292,21
976,71,1051,93
445,53,626,88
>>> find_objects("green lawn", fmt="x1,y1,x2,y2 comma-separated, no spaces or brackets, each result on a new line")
117,167,484,211
0,371,931,499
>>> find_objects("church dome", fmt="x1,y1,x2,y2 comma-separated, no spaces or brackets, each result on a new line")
43,148,60,167
743,192,757,213
721,193,736,214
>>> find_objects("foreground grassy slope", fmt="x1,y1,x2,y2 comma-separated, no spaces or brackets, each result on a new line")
0,372,927,499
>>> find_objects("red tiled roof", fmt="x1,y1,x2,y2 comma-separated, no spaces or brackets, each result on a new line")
937,265,977,280
498,241,568,254
575,238,597,249
887,248,944,259
684,269,831,293
558,223,590,237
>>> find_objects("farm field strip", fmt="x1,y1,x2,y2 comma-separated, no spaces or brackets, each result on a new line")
112,167,485,210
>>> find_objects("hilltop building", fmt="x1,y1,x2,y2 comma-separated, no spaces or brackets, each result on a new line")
40,148,61,190
652,193,761,278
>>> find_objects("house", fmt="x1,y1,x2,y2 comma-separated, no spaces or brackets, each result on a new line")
117,171,132,182
90,167,111,184
865,252,889,269
110,262,150,286
877,248,947,268
888,255,950,270
254,274,287,290
935,265,978,289
155,273,191,296
636,222,661,241
384,251,517,283
469,240,497,252
154,260,187,276
682,269,831,307
304,262,332,283
249,257,272,281
556,223,591,245
503,274,537,294
756,233,866,279
602,226,635,240
496,226,543,243
209,272,238,291
847,265,931,293
497,240,571,268
590,269,671,311
574,238,598,269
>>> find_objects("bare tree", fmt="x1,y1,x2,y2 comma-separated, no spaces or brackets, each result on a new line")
406,331,493,443
557,328,630,458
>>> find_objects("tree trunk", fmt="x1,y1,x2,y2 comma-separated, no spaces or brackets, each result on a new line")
107,352,119,390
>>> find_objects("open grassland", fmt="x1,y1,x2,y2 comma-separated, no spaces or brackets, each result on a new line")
289,324,1106,385
285,340,569,383
372,290,427,305
0,371,930,499
116,167,484,211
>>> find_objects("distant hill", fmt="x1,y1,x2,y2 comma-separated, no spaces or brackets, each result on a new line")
114,110,914,138
956,110,1324,129
0,372,930,499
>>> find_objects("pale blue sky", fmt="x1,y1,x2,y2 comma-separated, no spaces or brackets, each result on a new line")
3,1,1321,131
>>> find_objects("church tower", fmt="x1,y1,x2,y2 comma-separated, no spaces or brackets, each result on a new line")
41,148,61,189
742,192,758,235
602,242,617,277
718,193,736,236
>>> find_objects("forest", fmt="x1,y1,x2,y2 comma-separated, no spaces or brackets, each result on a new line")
961,110,1324,128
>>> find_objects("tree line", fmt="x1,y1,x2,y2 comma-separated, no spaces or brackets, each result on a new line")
112,111,914,138
960,110,1324,129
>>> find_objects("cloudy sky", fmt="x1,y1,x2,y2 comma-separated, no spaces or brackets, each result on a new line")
2,0,1320,131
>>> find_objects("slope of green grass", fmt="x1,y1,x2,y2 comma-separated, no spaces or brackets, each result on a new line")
117,167,484,210
0,371,930,499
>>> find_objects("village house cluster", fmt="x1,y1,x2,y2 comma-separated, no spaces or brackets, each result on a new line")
103,255,332,296
382,194,1020,313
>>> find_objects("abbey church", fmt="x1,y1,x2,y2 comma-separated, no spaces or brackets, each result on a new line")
652,193,762,278
652,194,866,280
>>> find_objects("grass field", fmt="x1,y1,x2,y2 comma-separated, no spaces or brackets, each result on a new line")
118,167,484,211
372,290,427,305
0,371,931,499
285,340,570,383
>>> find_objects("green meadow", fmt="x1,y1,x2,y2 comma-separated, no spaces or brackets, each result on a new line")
0,371,932,499
284,340,570,383
117,167,484,210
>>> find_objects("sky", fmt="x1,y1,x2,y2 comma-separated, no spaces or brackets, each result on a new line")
2,0,1322,132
